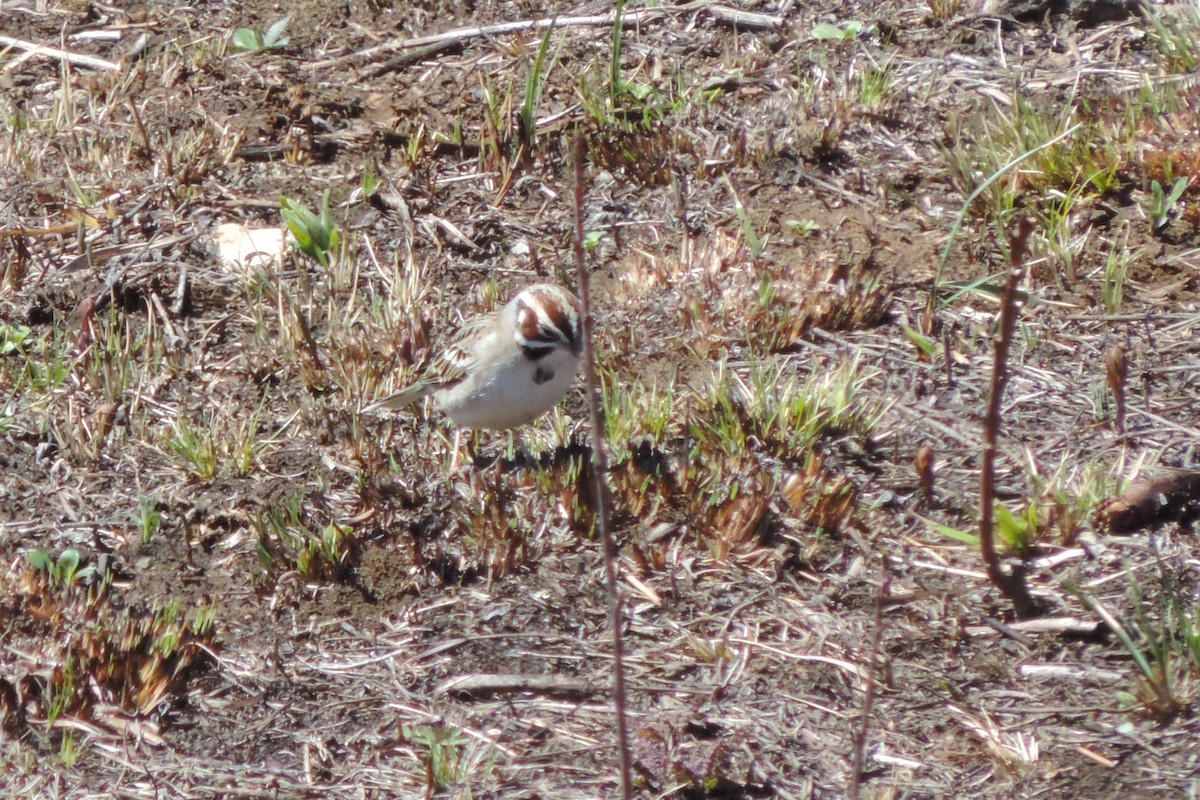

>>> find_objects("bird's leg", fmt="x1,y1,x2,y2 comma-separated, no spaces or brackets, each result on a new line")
448,428,485,470
449,428,463,471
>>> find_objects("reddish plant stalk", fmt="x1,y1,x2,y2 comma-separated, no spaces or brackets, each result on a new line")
979,217,1041,619
572,135,633,799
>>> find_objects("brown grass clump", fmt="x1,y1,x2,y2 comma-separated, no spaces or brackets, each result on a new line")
3,555,215,736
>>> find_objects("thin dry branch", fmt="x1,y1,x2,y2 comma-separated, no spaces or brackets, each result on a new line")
979,217,1042,619
849,562,890,800
306,1,782,70
436,674,599,700
573,135,632,800
0,34,120,72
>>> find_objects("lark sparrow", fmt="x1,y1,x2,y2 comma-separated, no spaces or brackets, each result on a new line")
366,284,583,430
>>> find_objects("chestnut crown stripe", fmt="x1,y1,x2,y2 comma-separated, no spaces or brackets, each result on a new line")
515,291,580,350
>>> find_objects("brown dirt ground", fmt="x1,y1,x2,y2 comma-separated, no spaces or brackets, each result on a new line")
3,0,1200,797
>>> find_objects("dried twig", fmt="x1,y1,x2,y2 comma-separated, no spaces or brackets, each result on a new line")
915,445,935,508
849,561,890,800
572,135,632,800
306,2,781,71
307,7,668,70
0,34,120,72
708,5,786,30
436,674,598,700
1105,345,1128,437
979,217,1042,619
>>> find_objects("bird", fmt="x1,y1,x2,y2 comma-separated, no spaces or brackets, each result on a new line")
365,284,583,433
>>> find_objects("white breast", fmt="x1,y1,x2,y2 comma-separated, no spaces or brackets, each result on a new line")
437,347,579,430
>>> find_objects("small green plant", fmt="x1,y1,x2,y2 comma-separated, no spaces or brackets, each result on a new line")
784,218,819,237
0,320,31,355
602,374,676,451
858,61,894,108
936,101,1083,290
359,163,379,199
1145,2,1200,73
901,324,937,360
46,656,76,726
723,175,763,258
192,603,217,636
168,414,218,482
230,16,291,53
518,18,559,149
577,0,684,132
1037,456,1118,542
26,548,96,587
1135,76,1180,117
1146,177,1189,231
58,729,80,768
255,497,357,581
993,502,1041,555
1072,581,1190,722
812,20,865,41
692,355,881,460
478,72,512,173
926,0,964,20
756,272,777,309
138,494,161,544
1035,183,1089,286
405,725,470,789
165,398,276,482
280,189,341,269
1102,223,1135,314
609,0,628,99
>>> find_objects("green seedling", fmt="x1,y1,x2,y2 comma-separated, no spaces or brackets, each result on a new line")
138,494,161,544
610,0,627,99
519,17,560,149
25,548,96,587
1145,2,1200,73
858,61,894,108
901,324,937,360
230,16,291,53
994,502,1041,554
812,20,865,41
405,725,470,789
723,174,763,258
359,163,379,199
168,414,217,481
0,321,31,355
1146,177,1189,231
784,218,819,237
1102,223,1135,314
280,189,341,269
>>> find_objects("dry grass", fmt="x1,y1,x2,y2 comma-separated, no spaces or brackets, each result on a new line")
3,0,1200,797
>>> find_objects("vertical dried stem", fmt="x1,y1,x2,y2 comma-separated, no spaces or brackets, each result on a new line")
1106,345,1128,437
572,135,633,799
914,445,935,509
979,217,1041,619
848,560,890,800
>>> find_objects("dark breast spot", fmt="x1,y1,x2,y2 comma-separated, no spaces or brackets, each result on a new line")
533,366,555,385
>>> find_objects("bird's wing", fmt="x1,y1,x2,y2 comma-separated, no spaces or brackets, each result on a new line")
435,313,492,384
363,381,434,411
365,313,493,412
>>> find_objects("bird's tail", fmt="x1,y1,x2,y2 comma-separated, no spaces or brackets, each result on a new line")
364,383,432,412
